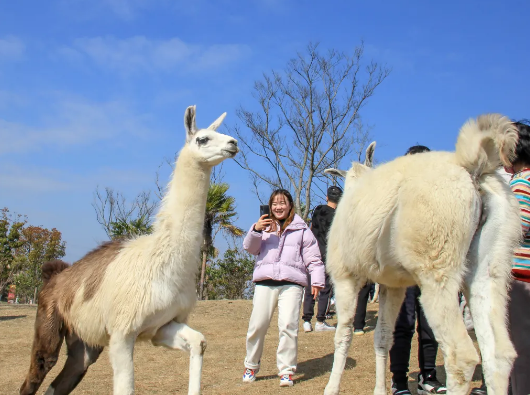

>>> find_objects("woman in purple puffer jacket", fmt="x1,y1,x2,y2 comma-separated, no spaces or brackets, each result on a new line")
241,189,325,388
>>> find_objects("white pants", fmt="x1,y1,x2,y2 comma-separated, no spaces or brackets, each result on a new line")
244,284,303,376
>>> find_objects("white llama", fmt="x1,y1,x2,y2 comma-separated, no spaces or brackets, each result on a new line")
323,114,521,395
20,106,238,395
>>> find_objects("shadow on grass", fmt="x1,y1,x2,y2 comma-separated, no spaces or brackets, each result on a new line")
296,353,356,383
0,315,27,322
255,353,356,383
255,374,278,381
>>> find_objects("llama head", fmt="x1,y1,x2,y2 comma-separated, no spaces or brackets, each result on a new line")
184,105,239,166
324,141,376,188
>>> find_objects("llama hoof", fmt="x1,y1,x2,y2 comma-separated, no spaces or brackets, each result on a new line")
323,383,340,395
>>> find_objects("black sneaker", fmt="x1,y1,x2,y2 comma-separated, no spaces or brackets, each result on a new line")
470,383,487,395
418,372,447,394
391,380,412,395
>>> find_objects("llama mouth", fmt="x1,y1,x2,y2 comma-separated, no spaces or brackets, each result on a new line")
223,149,238,157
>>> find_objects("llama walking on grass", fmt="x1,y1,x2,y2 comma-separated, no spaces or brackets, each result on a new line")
323,114,521,395
19,106,238,395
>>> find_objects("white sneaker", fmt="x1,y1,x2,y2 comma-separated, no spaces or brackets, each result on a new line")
242,368,258,383
279,374,294,387
315,321,336,332
303,321,312,332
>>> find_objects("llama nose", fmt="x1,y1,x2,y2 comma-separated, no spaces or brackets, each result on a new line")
228,139,238,147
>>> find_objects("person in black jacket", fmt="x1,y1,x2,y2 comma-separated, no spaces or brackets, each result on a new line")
302,186,343,332
390,145,447,395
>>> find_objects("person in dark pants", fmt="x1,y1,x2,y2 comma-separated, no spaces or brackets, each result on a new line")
390,145,446,395
353,282,371,335
390,286,445,394
302,186,343,332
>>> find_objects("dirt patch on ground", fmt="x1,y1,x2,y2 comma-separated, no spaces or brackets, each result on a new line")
0,301,482,394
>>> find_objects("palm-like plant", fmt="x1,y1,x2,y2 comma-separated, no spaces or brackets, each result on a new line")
109,214,153,240
199,183,244,299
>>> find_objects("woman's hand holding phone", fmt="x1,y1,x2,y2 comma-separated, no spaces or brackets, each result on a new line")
254,214,273,231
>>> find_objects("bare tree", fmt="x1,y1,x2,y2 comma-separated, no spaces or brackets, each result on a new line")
92,187,158,238
232,42,390,220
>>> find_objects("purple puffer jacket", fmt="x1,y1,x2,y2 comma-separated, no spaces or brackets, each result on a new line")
243,214,325,288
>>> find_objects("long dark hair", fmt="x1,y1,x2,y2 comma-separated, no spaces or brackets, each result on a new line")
266,189,295,235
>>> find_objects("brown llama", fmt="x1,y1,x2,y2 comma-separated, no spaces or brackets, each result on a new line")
20,105,238,395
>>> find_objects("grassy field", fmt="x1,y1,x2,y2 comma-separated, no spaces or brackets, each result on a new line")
0,300,482,394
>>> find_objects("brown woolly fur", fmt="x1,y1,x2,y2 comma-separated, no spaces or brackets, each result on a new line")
61,241,123,315
77,241,124,303
41,260,70,286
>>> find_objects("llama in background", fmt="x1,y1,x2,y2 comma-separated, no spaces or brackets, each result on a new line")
20,105,238,395
323,114,520,395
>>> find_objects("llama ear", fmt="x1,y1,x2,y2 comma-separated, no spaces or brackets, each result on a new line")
184,105,198,141
208,112,227,131
324,168,348,178
364,141,376,168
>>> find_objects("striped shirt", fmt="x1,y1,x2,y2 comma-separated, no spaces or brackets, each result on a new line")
510,169,530,283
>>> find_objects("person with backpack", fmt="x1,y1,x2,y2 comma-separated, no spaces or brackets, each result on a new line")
302,186,343,332
390,145,447,395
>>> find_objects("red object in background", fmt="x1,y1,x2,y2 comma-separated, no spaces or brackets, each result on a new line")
7,284,16,303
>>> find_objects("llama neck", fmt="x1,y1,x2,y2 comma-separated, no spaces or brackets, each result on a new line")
153,147,211,251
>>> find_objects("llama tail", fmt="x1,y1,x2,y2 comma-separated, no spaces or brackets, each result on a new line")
455,114,518,178
41,259,70,286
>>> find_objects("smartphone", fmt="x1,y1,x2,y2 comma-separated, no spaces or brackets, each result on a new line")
260,204,270,218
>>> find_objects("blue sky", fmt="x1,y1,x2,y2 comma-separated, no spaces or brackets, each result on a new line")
1,0,528,262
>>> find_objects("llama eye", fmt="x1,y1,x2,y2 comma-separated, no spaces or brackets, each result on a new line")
196,137,209,146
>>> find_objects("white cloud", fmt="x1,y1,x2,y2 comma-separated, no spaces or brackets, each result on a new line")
0,95,151,154
58,36,251,75
0,162,153,194
0,36,25,61
0,166,71,193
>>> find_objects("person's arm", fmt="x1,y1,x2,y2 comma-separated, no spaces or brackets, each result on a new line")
243,215,273,255
243,225,263,255
301,228,325,288
511,176,530,235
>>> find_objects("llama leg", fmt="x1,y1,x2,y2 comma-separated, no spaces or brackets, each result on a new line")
108,333,136,395
419,282,479,395
465,184,517,395
324,276,365,395
373,285,406,395
44,332,103,395
20,307,65,395
465,274,515,395
152,321,206,395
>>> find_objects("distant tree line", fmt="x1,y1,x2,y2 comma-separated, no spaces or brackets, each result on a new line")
0,208,66,303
